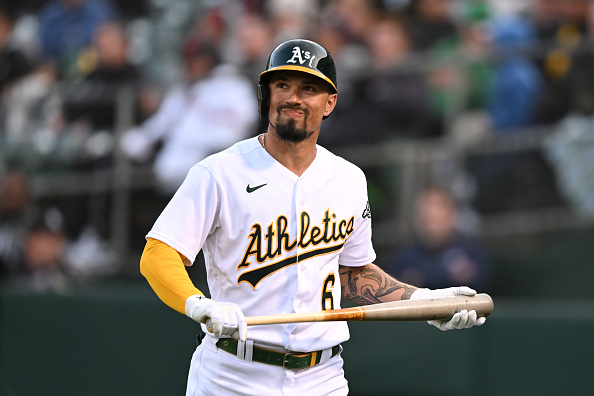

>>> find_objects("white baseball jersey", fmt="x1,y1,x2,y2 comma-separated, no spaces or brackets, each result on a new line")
147,136,376,352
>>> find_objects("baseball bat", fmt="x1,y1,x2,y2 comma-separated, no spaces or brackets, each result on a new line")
206,293,493,332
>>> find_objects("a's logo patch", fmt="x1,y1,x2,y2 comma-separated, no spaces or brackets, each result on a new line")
287,46,316,67
362,201,371,219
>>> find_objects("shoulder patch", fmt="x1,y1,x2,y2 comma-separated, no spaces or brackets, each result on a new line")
362,201,371,219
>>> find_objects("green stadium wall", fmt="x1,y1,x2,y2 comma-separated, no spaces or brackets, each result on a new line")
1,281,593,396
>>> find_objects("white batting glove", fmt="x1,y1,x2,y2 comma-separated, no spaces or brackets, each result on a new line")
410,287,487,331
185,295,247,341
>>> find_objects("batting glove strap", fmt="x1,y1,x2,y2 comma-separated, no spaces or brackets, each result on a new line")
409,288,431,301
410,286,477,300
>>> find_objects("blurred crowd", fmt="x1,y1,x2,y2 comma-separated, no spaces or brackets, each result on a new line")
1,0,593,290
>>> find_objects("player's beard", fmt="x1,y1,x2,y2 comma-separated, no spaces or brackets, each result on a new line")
273,105,314,142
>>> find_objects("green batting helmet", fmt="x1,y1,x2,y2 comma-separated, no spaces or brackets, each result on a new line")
257,39,337,118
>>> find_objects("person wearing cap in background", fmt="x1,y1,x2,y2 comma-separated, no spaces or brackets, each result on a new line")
120,34,258,193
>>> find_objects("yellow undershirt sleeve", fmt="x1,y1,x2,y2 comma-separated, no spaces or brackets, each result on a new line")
140,238,203,314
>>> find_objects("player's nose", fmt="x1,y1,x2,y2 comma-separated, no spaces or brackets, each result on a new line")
285,87,303,104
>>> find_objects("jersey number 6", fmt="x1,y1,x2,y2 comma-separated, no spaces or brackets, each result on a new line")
321,274,335,311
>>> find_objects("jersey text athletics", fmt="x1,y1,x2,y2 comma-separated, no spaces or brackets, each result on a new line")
237,210,354,288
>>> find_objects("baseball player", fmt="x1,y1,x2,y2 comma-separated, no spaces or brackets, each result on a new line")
140,39,486,396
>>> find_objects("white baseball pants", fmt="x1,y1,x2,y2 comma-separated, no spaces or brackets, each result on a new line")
186,335,349,396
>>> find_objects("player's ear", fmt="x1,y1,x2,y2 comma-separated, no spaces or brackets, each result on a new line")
257,83,269,118
323,93,337,118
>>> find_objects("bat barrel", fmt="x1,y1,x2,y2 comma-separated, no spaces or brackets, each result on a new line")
370,293,494,321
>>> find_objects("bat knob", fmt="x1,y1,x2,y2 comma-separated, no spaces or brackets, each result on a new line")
205,318,213,333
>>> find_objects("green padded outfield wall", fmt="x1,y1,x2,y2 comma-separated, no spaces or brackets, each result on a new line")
1,281,593,396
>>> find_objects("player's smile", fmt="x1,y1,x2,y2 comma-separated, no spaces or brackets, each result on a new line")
279,105,306,119
278,104,309,123
283,109,303,118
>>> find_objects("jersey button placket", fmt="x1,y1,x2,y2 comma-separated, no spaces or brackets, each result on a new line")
299,186,306,205
294,180,306,318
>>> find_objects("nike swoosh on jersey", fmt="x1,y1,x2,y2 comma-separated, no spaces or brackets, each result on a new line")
246,183,267,193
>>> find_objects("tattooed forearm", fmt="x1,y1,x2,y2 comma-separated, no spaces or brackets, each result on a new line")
339,264,417,306
400,287,415,300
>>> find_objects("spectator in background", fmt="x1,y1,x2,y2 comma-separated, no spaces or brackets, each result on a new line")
327,0,380,45
120,35,258,193
319,12,440,149
407,0,457,52
0,7,34,140
0,170,66,288
264,0,320,43
38,0,116,80
61,20,141,136
190,4,227,48
540,2,594,218
232,12,275,135
486,14,543,132
364,12,442,138
313,12,370,91
422,3,492,135
47,21,141,251
561,0,594,116
530,0,581,44
0,170,64,290
312,17,370,138
0,170,33,278
233,12,275,86
385,185,490,291
0,168,116,286
456,14,548,214
0,7,32,93
22,217,69,292
454,17,493,112
531,0,594,123
452,12,545,136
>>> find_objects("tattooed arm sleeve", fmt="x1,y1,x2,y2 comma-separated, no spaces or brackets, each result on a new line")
339,263,418,306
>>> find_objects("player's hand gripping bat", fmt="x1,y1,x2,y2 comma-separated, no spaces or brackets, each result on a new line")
206,293,493,334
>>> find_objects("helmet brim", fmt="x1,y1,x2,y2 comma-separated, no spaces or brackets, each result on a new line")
259,65,337,93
